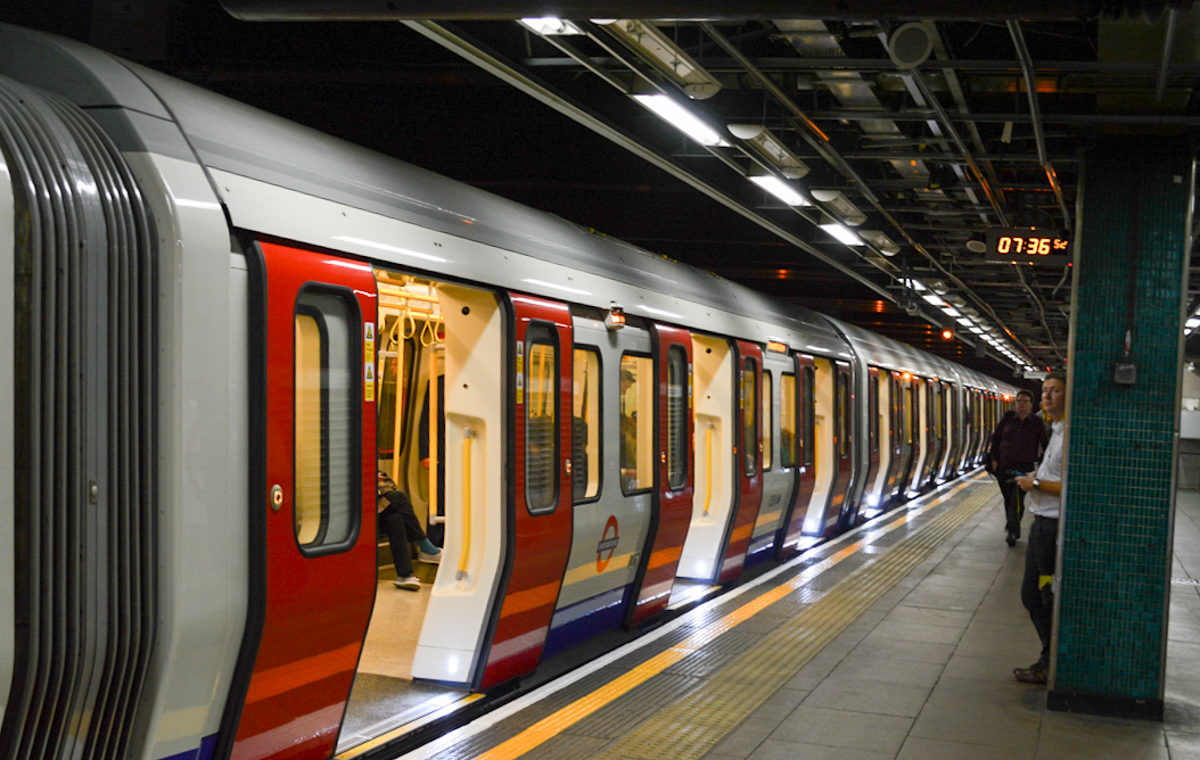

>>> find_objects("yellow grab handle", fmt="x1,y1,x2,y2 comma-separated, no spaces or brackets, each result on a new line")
703,423,713,517
457,428,475,581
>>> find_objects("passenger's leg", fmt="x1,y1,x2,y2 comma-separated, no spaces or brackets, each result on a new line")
379,508,415,580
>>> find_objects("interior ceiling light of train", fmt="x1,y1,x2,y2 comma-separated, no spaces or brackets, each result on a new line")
384,10,1200,376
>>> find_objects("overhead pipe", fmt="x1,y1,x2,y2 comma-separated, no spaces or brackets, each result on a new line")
399,20,898,301
1155,8,1180,105
221,0,1192,21
1007,20,1072,230
699,22,1031,364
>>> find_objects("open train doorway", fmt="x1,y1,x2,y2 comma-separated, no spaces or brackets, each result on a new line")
337,270,499,752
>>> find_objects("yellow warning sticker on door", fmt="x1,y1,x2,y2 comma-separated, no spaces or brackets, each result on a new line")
364,322,375,366
365,361,375,402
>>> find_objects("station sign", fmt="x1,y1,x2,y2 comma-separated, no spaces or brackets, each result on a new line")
984,228,1071,264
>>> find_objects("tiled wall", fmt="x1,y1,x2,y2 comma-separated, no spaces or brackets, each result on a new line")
1053,139,1191,711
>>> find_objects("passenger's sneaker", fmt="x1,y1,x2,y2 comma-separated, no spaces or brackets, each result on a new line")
393,575,421,591
418,549,443,564
1006,532,1017,547
1013,662,1047,685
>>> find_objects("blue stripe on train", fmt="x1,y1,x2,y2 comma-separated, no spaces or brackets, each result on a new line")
157,733,218,760
542,585,632,659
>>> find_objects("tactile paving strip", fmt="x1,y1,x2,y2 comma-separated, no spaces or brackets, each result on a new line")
428,477,998,760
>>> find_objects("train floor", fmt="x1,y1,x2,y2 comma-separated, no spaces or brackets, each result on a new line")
354,474,1200,760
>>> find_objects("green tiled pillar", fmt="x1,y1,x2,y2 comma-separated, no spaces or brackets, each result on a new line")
1048,138,1193,719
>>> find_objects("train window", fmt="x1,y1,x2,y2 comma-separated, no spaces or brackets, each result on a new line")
904,385,915,444
573,348,601,502
835,372,851,458
526,323,559,514
869,373,879,453
667,345,688,490
762,371,773,471
802,366,815,467
741,358,758,476
620,354,654,493
780,372,796,468
294,289,359,553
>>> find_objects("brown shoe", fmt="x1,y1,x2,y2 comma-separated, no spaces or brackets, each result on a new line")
1013,662,1047,685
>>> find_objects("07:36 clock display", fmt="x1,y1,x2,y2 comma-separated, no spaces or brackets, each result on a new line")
995,236,1069,255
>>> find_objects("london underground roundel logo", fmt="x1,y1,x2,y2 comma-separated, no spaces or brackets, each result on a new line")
596,515,619,573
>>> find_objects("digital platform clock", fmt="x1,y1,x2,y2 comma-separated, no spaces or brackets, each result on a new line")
984,229,1071,264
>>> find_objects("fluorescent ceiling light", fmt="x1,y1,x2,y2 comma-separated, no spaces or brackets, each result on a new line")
1187,318,1200,329
956,317,974,326
905,278,927,291
820,222,864,246
750,174,810,206
941,306,962,317
522,278,591,295
922,294,946,306
859,229,901,256
600,20,721,99
518,17,584,35
811,189,867,226
728,124,810,178
632,94,729,147
969,326,985,334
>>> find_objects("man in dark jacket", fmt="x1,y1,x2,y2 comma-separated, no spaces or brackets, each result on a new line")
988,389,1049,546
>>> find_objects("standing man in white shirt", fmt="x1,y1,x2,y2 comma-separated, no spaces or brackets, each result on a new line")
1012,371,1067,685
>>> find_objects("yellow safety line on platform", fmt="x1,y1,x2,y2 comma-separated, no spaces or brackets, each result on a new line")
469,476,994,760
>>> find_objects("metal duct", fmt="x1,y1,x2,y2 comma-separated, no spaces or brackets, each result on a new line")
0,75,157,760
220,0,1191,21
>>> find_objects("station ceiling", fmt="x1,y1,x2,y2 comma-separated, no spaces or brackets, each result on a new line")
10,1,1200,386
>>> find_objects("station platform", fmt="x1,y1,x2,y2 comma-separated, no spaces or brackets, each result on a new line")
389,473,1200,760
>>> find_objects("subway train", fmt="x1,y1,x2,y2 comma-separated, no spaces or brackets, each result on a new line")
0,24,1018,760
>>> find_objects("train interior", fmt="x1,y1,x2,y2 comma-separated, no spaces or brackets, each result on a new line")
339,270,493,753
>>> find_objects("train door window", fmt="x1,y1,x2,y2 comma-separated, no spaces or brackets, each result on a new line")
780,372,796,468
802,366,815,467
666,345,688,490
835,372,850,458
573,348,601,502
526,323,559,514
904,385,914,444
620,354,654,493
762,371,773,471
741,358,758,476
294,289,359,552
869,373,879,453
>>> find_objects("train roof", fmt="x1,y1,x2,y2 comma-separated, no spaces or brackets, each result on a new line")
0,23,1015,392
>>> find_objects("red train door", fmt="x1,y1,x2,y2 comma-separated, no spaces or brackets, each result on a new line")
231,242,377,760
628,324,694,626
715,340,763,583
478,294,573,689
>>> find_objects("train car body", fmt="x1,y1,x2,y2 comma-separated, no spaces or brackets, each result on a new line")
0,24,1018,760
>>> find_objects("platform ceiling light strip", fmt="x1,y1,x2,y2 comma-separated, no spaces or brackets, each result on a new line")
749,173,810,207
819,222,864,246
632,93,730,147
599,19,722,99
858,229,900,256
518,17,584,35
810,189,867,226
728,124,810,178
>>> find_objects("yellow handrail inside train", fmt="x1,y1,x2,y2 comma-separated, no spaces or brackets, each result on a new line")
458,428,475,581
703,423,713,518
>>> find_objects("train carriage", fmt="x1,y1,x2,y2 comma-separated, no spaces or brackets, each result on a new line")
0,24,1018,760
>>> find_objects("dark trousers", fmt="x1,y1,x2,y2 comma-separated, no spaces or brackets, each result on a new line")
1021,515,1059,669
378,492,427,577
996,461,1034,539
